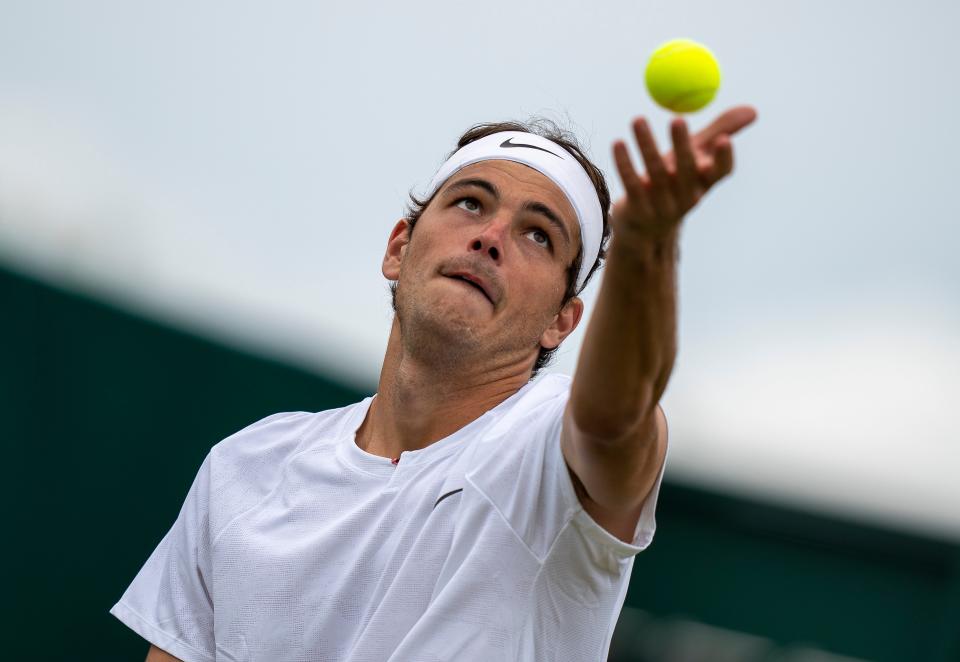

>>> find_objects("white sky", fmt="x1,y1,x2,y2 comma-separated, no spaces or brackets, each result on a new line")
1,0,958,540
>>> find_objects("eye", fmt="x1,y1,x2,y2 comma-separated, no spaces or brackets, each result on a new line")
455,197,482,214
527,228,552,249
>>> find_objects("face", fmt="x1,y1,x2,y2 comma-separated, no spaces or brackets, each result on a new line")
382,160,585,372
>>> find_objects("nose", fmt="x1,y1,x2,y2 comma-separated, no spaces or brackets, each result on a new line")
468,216,508,263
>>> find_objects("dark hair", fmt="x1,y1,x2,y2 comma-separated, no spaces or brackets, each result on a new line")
389,117,612,380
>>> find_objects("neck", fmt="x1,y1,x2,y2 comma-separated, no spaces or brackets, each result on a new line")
355,317,533,459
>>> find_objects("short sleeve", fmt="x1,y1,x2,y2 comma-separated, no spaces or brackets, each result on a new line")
563,434,668,558
468,376,668,562
547,396,669,559
109,453,216,662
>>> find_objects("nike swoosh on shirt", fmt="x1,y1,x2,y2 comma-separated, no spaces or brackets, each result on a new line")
433,488,464,509
499,138,562,158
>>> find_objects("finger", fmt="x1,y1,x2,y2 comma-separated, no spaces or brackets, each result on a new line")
714,135,735,179
612,140,643,197
612,140,655,217
699,135,734,187
692,105,757,151
670,117,698,207
632,117,675,217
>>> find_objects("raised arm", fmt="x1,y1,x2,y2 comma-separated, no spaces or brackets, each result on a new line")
562,106,758,542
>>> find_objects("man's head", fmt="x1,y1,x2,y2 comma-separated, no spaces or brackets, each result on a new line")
384,118,612,380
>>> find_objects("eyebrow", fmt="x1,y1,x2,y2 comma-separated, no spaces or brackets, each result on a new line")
443,177,573,251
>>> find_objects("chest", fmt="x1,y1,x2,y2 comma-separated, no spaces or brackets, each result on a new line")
208,452,539,659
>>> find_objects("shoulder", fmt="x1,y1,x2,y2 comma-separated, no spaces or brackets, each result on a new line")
469,374,571,468
204,400,369,531
210,400,366,462
211,411,313,457
210,403,362,483
491,373,571,434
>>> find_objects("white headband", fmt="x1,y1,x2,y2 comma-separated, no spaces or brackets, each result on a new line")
423,131,604,293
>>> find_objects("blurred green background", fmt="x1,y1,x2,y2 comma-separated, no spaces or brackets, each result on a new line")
5,262,958,662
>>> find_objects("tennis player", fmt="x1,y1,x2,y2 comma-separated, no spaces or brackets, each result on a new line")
110,106,757,661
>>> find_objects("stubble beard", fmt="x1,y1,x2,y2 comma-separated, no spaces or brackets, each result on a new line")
390,276,546,374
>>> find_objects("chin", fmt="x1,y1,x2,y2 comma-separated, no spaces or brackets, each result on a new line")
401,296,483,345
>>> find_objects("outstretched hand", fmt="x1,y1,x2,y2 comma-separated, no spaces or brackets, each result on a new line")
610,104,758,244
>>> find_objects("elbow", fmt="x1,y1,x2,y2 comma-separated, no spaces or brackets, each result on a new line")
564,399,658,449
566,391,659,445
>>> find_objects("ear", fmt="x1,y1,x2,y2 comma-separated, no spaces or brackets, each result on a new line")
539,296,584,350
382,218,412,280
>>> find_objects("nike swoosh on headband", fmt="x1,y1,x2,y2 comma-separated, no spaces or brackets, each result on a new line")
499,137,562,158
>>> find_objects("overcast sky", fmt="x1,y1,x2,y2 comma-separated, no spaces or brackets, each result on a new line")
1,0,957,539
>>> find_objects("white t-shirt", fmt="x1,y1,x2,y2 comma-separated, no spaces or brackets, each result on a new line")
110,373,666,661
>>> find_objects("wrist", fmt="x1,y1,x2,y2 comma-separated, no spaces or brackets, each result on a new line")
608,226,681,268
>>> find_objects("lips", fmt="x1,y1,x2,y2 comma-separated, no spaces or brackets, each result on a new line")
444,271,495,304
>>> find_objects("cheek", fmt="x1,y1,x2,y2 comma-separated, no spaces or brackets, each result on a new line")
546,267,569,302
400,233,433,275
409,222,454,261
523,273,566,314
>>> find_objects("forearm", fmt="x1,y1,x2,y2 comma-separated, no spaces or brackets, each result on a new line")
569,228,679,441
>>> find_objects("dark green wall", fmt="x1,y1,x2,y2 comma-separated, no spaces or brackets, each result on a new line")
620,484,960,661
3,264,369,660
3,263,957,661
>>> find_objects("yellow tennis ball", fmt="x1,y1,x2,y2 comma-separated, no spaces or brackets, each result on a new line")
645,38,721,113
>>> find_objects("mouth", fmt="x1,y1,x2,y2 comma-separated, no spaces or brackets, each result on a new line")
445,275,493,305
